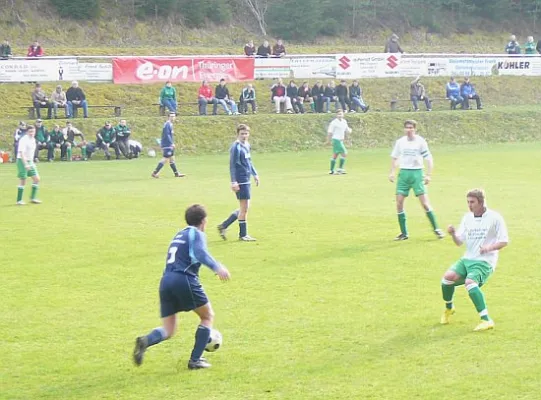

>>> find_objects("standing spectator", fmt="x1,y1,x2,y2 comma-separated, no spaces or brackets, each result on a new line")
61,121,87,161
115,119,132,159
256,40,272,57
159,81,177,114
322,81,338,113
410,77,432,111
95,121,117,160
446,76,464,110
312,81,325,113
524,36,536,54
505,35,521,54
460,77,482,110
51,85,68,118
384,33,404,53
66,81,89,118
335,80,351,113
349,80,369,113
239,83,257,114
271,78,293,114
31,83,52,120
286,80,304,114
34,119,50,162
215,79,239,115
13,121,27,163
0,39,12,59
48,124,64,161
244,40,256,56
272,39,286,57
27,41,44,57
197,80,218,115
298,82,314,112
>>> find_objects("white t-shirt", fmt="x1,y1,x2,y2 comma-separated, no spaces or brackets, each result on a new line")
328,118,350,140
456,208,509,269
391,135,431,169
17,135,36,161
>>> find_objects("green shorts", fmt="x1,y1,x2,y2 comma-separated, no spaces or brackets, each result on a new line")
396,169,425,197
450,259,493,286
16,159,38,179
332,139,347,155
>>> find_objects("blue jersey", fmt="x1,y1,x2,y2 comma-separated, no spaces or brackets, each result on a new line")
161,121,174,149
163,227,220,278
229,140,257,185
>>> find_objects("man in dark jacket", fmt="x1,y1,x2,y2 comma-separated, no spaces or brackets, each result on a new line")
286,80,304,114
95,121,117,160
460,77,482,110
335,80,351,112
298,82,314,112
34,119,50,161
66,81,89,118
115,119,132,159
349,80,369,113
312,81,325,113
384,34,404,53
0,39,12,59
256,40,272,57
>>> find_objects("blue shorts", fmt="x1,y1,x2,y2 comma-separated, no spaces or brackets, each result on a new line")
236,183,251,200
159,273,208,317
162,148,174,158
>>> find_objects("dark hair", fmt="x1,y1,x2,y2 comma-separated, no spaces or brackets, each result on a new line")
26,125,35,131
237,124,250,134
220,78,226,82
185,204,207,226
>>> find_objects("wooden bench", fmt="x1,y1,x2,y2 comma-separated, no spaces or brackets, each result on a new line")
153,102,202,116
390,97,448,111
72,105,122,118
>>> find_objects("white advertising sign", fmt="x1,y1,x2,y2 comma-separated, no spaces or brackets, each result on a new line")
492,57,541,76
254,57,291,79
60,62,113,82
0,59,112,82
290,56,337,79
335,53,402,79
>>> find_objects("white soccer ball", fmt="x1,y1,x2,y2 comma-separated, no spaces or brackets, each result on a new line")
147,149,156,158
205,329,222,352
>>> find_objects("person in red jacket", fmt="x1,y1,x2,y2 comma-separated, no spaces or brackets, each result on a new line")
27,41,43,58
197,80,218,115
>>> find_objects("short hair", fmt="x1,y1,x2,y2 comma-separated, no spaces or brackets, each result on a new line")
404,120,417,128
26,125,35,131
467,188,486,204
168,112,176,117
185,204,207,226
220,78,226,82
237,124,250,134
336,109,344,113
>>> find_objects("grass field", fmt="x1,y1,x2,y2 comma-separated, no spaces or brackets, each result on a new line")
1,143,540,400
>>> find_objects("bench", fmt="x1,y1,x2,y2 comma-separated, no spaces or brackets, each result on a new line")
72,105,122,118
390,97,448,111
153,102,204,116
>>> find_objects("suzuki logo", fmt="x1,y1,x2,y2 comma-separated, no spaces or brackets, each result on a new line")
338,56,350,70
387,55,398,69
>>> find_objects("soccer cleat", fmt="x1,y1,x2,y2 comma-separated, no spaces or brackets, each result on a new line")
336,169,347,175
188,358,212,370
329,170,335,175
440,307,455,325
363,105,370,113
217,224,227,240
133,336,148,366
239,235,257,242
175,173,186,178
473,319,495,332
394,233,409,241
16,200,25,205
30,199,42,204
151,172,159,179
434,229,445,239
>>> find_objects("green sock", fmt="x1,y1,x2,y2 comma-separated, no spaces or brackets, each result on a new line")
31,184,38,200
17,186,24,202
441,279,455,309
339,157,346,169
310,102,315,112
467,283,490,321
330,158,336,172
82,146,87,158
426,210,439,230
398,212,407,235
67,147,72,161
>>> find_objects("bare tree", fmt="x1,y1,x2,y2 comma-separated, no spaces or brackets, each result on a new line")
241,0,272,36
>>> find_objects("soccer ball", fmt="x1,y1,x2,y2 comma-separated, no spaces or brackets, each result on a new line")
205,329,222,352
147,149,156,157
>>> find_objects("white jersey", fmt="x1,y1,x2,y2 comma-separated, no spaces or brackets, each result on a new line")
391,135,431,169
456,208,509,269
328,118,350,140
17,135,36,161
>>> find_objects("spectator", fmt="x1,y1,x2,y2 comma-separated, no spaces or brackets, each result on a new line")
197,80,218,115
446,76,464,110
322,81,338,113
460,77,482,110
115,119,132,159
34,119,50,162
48,124,64,161
95,121,117,160
312,81,325,113
239,83,257,114
286,80,304,114
27,41,43,58
384,33,404,53
51,84,69,118
335,80,351,113
410,77,432,111
505,35,521,54
215,78,239,115
256,40,272,57
244,40,256,56
128,139,142,158
272,39,286,57
298,82,314,112
0,39,12,59
159,80,177,114
31,83,52,120
13,121,27,162
61,121,87,161
66,81,89,118
524,36,536,54
537,37,541,54
349,80,369,113
270,78,293,114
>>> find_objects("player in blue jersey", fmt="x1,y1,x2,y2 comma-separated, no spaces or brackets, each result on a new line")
217,124,260,242
151,112,186,178
133,204,231,370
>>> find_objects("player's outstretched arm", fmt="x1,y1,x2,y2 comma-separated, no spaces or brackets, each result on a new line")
193,233,231,281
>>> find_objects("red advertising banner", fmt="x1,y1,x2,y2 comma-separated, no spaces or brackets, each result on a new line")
113,57,254,84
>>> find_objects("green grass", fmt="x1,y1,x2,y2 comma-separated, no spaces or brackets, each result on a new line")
1,142,540,399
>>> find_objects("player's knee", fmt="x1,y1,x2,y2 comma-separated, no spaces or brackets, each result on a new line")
465,278,477,287
443,271,456,282
34,176,40,184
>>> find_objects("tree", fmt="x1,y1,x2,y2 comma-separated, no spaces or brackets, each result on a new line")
240,0,273,36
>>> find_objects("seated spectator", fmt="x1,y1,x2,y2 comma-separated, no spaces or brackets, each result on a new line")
51,85,68,118
446,76,464,110
311,81,325,113
286,80,304,114
244,40,256,56
298,82,314,112
384,33,404,53
159,80,177,114
460,77,482,110
115,119,132,159
524,36,536,54
94,121,118,160
349,80,369,113
48,124,64,161
257,40,272,57
239,83,257,114
215,79,239,115
537,37,541,54
335,80,351,113
61,121,87,161
410,77,432,111
66,81,89,118
270,78,293,114
505,35,521,54
197,80,218,115
31,83,52,120
128,139,142,158
272,39,286,57
322,81,338,113
34,119,50,162
13,121,27,162
27,41,43,58
0,39,12,59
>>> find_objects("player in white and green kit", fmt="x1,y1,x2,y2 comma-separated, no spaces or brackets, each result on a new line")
326,109,352,175
440,189,509,331
389,120,443,240
16,125,41,205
